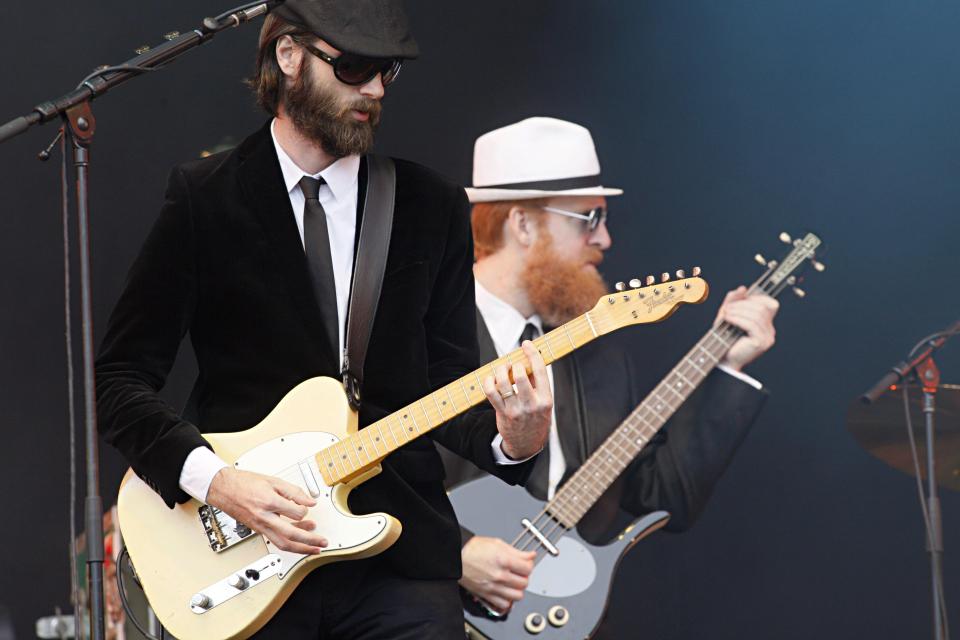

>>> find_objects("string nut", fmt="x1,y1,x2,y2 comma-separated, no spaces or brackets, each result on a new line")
779,232,792,244
615,281,626,292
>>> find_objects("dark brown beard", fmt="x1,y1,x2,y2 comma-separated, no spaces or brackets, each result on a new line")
283,62,382,158
520,229,608,327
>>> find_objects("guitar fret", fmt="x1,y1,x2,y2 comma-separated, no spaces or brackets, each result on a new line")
561,324,577,350
431,393,445,421
444,386,458,412
541,334,557,361
374,425,387,455
458,378,472,404
418,399,432,428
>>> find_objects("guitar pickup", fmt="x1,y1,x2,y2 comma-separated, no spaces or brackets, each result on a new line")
199,505,255,553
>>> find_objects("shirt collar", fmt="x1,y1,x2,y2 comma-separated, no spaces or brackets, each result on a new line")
270,118,360,202
474,280,543,356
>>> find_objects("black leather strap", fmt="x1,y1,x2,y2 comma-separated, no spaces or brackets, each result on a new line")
342,154,396,410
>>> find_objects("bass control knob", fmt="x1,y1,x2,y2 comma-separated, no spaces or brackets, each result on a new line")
524,612,546,634
190,593,212,610
547,605,569,627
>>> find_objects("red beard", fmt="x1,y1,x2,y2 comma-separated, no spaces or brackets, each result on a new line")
520,229,607,327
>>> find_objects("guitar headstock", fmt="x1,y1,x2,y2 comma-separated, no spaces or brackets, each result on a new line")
752,231,824,299
589,269,709,336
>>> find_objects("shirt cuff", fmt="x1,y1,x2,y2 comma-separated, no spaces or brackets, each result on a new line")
179,446,230,503
716,363,763,391
491,434,540,465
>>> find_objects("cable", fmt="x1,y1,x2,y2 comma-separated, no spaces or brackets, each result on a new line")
59,128,82,640
116,545,163,640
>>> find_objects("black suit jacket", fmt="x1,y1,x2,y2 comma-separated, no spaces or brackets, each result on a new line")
440,311,767,539
95,122,533,579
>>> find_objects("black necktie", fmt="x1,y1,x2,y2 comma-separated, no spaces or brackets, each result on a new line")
520,322,540,345
299,176,340,362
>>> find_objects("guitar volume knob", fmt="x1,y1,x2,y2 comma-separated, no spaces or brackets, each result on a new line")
228,574,249,590
548,605,569,627
524,612,546,634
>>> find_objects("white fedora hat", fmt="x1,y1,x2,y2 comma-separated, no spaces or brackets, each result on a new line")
466,117,623,203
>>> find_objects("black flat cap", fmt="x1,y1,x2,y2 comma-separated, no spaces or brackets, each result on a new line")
273,0,419,59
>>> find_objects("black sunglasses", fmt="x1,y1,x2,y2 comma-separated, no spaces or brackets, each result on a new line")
299,41,402,87
541,205,608,232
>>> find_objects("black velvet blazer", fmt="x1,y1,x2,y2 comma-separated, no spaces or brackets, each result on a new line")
95,122,532,579
440,313,768,540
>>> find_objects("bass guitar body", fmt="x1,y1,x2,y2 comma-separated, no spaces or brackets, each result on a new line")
448,475,669,640
117,377,401,640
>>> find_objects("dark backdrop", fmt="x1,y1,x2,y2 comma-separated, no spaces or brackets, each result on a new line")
1,1,958,638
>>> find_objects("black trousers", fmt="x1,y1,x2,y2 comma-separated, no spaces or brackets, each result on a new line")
252,556,465,640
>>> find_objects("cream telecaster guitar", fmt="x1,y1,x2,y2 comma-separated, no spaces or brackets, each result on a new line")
117,273,708,640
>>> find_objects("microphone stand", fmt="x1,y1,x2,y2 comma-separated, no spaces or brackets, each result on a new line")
861,320,958,640
0,3,284,639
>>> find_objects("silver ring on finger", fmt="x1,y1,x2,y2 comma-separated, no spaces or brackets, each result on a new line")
499,387,516,400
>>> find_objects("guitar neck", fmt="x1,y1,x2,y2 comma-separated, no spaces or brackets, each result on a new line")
544,324,740,528
316,313,600,486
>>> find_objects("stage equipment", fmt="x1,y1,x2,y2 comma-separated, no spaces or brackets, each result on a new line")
117,276,708,640
0,4,285,639
853,319,958,640
450,232,824,639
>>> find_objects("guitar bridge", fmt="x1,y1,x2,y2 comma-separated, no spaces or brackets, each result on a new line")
199,505,254,552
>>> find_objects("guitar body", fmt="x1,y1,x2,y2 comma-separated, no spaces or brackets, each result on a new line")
448,475,669,640
117,377,401,640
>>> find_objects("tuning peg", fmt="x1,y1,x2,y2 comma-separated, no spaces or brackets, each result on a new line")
660,272,670,282
787,275,797,285
692,266,701,277
754,254,767,266
675,269,685,279
793,287,806,298
779,232,792,244
615,281,626,292
628,278,642,288
645,275,655,286
811,259,825,272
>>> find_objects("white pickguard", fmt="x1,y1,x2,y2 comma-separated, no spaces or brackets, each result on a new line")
233,431,388,578
526,536,598,598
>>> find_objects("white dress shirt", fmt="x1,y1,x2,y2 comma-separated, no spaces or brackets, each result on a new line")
474,280,762,499
178,121,518,502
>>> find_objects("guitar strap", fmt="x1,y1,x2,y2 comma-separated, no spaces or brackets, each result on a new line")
183,154,395,422
341,154,396,410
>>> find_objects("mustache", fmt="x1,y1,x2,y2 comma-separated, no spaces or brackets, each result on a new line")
342,97,382,121
583,246,604,265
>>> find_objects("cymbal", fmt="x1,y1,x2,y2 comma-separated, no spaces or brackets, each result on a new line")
847,383,960,492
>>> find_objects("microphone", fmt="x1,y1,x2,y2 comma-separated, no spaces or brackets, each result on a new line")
860,319,960,404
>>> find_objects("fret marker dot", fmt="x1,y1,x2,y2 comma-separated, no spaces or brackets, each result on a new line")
375,437,380,441
470,385,475,391
341,455,347,460
408,427,413,432
403,414,408,419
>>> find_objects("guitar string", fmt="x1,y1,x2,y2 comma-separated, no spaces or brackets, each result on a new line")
509,272,785,556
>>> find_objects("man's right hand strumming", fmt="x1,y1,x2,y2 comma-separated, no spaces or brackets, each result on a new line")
206,467,329,555
460,535,536,613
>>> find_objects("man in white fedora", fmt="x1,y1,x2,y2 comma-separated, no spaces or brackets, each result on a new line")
438,117,780,630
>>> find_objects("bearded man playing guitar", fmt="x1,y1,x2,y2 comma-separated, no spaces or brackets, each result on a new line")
95,3,553,638
438,117,779,636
